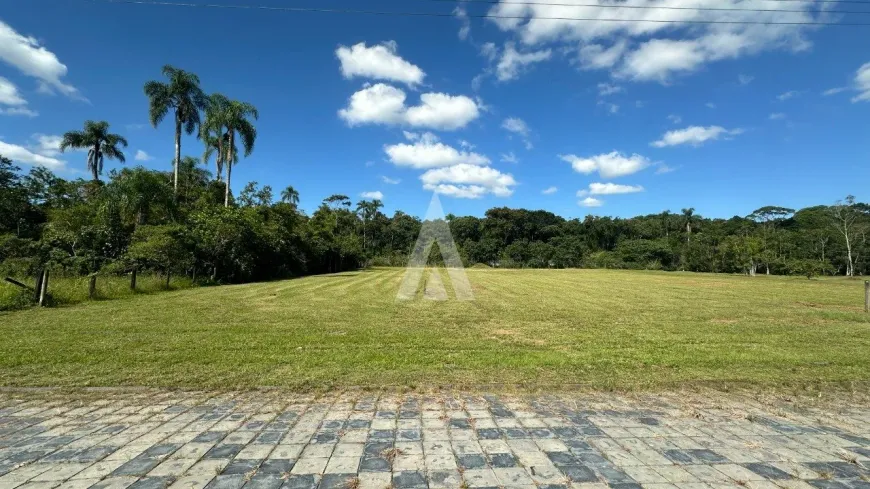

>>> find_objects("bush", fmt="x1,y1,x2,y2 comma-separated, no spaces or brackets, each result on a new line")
584,251,624,269
786,259,836,279
0,286,34,312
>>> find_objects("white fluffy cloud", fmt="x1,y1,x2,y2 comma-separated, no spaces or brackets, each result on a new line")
542,186,558,195
651,125,743,147
336,41,424,87
339,83,480,131
577,182,644,196
496,42,551,81
579,197,603,207
360,191,384,200
853,62,870,103
578,41,627,70
560,151,651,178
0,20,80,98
30,134,62,156
487,0,817,84
384,132,490,169
381,176,401,184
421,163,517,198
0,76,26,106
0,76,36,117
135,150,153,161
0,139,65,170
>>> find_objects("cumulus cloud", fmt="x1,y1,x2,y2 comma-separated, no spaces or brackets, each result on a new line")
496,42,551,81
1,107,37,117
542,186,558,195
769,112,786,120
560,151,651,178
134,150,153,161
0,20,81,99
0,139,65,170
381,176,401,184
360,191,384,199
651,125,743,147
421,163,517,198
738,74,754,86
0,76,26,106
655,164,676,174
384,132,490,169
338,83,480,130
0,76,37,117
336,41,425,87
30,134,62,157
577,182,644,196
486,0,818,84
852,62,870,103
578,41,627,70
579,196,603,207
667,114,682,124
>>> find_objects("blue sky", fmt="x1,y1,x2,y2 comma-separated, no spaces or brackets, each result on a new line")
1,0,869,219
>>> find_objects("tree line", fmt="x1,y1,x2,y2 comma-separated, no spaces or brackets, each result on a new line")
1,65,868,283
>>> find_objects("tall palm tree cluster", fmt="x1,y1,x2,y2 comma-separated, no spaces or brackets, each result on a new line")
59,65,258,208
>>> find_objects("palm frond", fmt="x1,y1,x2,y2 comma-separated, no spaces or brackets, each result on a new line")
236,119,257,157
59,131,86,151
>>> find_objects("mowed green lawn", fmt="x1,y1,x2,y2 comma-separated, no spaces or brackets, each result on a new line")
1,267,869,390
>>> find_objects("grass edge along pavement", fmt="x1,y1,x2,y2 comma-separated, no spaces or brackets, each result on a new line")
0,267,869,391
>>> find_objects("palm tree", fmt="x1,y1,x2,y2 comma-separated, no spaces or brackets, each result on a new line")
59,120,128,182
144,65,208,193
682,207,695,243
200,128,233,182
202,93,258,207
280,186,300,206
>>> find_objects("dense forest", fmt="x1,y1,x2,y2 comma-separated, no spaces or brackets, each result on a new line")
2,66,868,287
3,152,868,282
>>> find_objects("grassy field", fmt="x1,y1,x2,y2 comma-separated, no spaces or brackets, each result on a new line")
1,267,868,390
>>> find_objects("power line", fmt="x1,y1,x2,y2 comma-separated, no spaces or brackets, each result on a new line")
416,0,870,14
90,0,870,25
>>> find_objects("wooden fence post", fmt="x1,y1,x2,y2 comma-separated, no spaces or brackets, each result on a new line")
130,269,137,291
88,275,97,299
34,268,44,302
38,269,49,307
865,281,869,313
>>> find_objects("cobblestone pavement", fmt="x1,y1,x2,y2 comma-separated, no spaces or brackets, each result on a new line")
0,390,869,489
